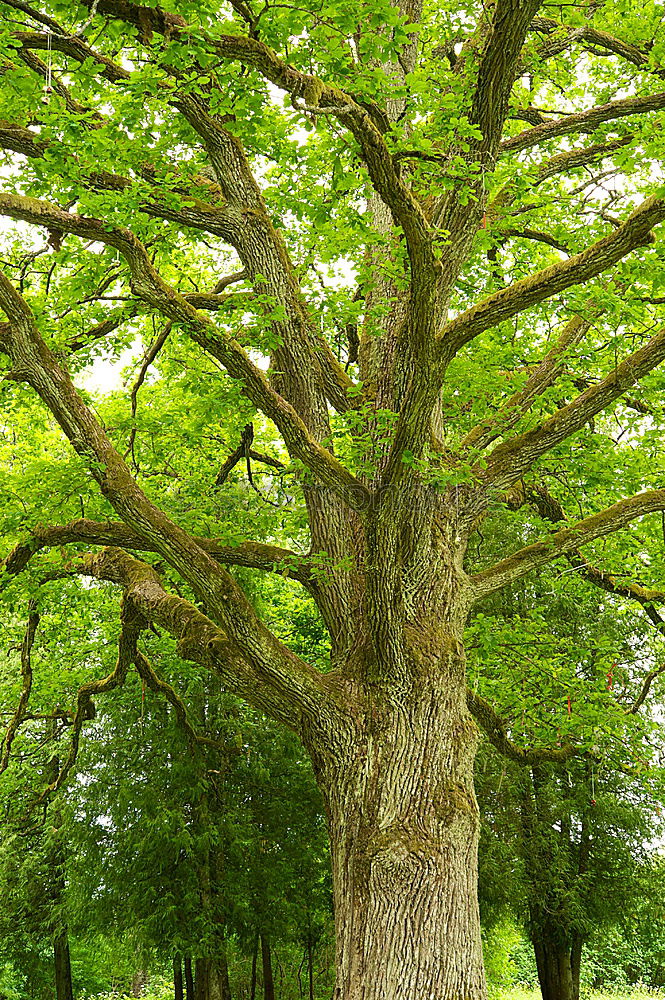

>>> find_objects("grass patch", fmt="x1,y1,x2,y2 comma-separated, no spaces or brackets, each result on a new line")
494,990,665,1000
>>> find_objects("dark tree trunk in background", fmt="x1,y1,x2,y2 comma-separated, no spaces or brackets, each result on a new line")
174,958,184,1000
219,947,232,1000
533,933,582,1000
260,935,275,1000
194,958,208,1000
306,936,314,1000
184,958,195,1000
53,929,74,1000
571,936,583,1000
249,935,258,1000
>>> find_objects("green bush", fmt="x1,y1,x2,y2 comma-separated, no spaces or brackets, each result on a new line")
81,979,173,1000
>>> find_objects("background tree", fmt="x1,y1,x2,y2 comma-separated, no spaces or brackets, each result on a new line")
4,1,665,997
472,546,665,1000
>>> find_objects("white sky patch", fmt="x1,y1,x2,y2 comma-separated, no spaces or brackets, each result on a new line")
76,339,143,394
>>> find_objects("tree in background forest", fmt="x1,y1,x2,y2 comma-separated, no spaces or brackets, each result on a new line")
0,576,332,1000
471,548,665,1000
5,0,665,997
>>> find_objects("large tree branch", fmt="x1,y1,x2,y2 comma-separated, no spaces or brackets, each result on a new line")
508,480,665,632
170,95,358,421
0,195,369,511
0,271,351,728
471,489,665,598
502,90,665,154
504,483,665,714
466,688,580,764
529,16,653,72
82,2,435,281
3,519,314,588
0,601,39,774
0,119,246,240
438,196,665,363
459,314,590,453
530,135,636,186
480,325,665,489
5,37,361,418
432,0,543,280
468,0,545,157
81,546,340,735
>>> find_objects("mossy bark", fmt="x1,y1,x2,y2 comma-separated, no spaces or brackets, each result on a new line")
310,635,486,1000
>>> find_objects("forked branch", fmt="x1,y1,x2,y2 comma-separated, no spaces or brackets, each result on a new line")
438,197,665,363
0,196,369,511
480,326,665,489
81,546,338,734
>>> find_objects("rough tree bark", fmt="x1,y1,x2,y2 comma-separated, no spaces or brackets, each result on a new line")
2,2,665,999
532,929,584,1000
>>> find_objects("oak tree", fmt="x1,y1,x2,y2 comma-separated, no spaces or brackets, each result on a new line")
4,1,665,997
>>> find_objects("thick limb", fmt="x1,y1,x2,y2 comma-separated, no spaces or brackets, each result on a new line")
471,489,665,598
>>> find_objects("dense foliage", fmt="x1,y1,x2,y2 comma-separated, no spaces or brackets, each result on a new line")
4,0,665,998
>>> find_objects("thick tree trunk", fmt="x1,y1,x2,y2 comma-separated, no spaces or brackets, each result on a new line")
310,636,486,1000
53,929,74,1000
533,934,582,1000
260,934,275,1000
193,956,232,1000
174,957,184,1000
